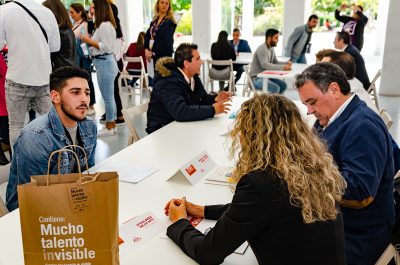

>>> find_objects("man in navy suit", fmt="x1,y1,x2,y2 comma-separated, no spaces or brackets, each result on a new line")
334,31,370,90
229,28,251,83
296,62,394,265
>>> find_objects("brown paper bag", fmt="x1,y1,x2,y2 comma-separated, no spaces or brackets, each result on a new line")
17,147,119,265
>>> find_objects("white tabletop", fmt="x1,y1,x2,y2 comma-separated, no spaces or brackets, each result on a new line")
0,97,314,265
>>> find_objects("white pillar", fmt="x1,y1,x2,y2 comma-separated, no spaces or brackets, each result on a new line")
192,0,222,53
379,0,400,96
113,0,144,43
241,0,254,41
282,0,306,55
374,0,389,56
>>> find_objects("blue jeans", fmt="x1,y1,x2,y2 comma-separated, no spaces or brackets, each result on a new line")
93,55,118,122
252,77,287,94
292,53,307,64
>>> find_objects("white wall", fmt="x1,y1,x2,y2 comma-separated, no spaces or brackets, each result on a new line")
379,0,400,96
282,0,307,54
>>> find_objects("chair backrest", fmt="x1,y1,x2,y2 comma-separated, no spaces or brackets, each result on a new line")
118,56,149,103
367,69,382,110
0,163,10,217
242,65,257,97
375,244,400,265
206,59,234,92
122,102,149,145
380,109,393,129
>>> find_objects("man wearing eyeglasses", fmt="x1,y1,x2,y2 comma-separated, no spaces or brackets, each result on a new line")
295,62,394,265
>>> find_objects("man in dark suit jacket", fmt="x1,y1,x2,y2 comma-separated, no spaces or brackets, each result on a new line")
146,43,231,134
230,28,251,83
334,31,370,90
296,63,394,265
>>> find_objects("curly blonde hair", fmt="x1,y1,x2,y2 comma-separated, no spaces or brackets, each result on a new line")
229,94,346,223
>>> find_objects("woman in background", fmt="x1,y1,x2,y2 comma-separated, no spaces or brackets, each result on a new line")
165,94,347,265
81,0,118,136
144,0,176,72
43,0,76,70
69,3,96,115
210,30,236,91
125,32,147,86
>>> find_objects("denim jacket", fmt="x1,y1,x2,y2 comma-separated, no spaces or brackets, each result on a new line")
6,107,97,211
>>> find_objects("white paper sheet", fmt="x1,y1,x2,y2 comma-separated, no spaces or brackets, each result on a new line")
96,161,159,183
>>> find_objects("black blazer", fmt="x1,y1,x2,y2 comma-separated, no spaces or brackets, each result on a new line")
167,171,346,265
144,18,177,63
345,44,370,90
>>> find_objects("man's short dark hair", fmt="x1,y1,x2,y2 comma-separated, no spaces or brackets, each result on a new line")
357,5,363,12
308,14,319,21
265,28,279,39
174,43,198,69
233,28,240,33
337,31,350,45
323,51,356,79
50,66,91,92
295,62,351,95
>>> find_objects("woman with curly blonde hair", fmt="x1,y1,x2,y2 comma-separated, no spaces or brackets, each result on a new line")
165,94,347,265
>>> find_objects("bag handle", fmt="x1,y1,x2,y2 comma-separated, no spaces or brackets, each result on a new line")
47,149,82,186
58,145,89,174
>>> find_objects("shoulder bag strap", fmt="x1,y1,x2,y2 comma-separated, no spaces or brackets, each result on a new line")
13,1,48,43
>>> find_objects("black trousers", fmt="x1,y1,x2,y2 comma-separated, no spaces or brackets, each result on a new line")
114,59,123,117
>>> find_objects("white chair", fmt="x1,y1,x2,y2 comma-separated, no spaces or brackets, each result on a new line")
0,163,10,217
122,102,149,145
242,65,257,97
380,109,393,129
118,56,149,103
206,59,235,92
367,69,382,110
375,244,400,265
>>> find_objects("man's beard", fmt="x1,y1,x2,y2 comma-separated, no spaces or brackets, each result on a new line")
61,102,87,122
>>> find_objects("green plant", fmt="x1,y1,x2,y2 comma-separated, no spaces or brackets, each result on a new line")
176,9,192,35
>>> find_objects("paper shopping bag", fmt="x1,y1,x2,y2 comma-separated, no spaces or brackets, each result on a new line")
17,148,119,265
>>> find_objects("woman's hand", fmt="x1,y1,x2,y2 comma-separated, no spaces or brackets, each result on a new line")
80,35,91,45
145,49,152,61
164,197,205,219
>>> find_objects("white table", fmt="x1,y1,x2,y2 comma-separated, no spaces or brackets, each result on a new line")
256,63,309,93
0,97,314,265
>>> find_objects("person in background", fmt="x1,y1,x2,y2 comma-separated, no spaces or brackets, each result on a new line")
0,52,9,165
333,31,370,90
125,31,147,87
99,0,125,126
81,0,118,136
325,19,333,30
335,3,368,51
296,63,394,265
146,43,231,134
43,0,76,70
165,94,347,265
315,48,336,63
250,28,292,94
320,50,377,113
0,0,60,147
70,3,96,116
284,14,319,64
144,0,177,70
210,30,236,91
229,28,251,83
6,66,97,212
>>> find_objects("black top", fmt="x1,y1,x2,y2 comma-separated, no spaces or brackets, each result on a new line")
50,27,76,70
110,3,123,39
345,44,370,90
211,42,236,70
167,171,346,265
335,9,368,51
144,18,177,63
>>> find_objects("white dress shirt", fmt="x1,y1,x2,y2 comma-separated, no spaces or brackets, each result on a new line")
326,93,355,128
91,22,116,56
0,0,60,86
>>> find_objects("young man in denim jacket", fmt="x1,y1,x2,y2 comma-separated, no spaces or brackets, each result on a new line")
5,66,97,212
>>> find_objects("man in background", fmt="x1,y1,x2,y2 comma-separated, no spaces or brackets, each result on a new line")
230,28,251,83
284,14,319,64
